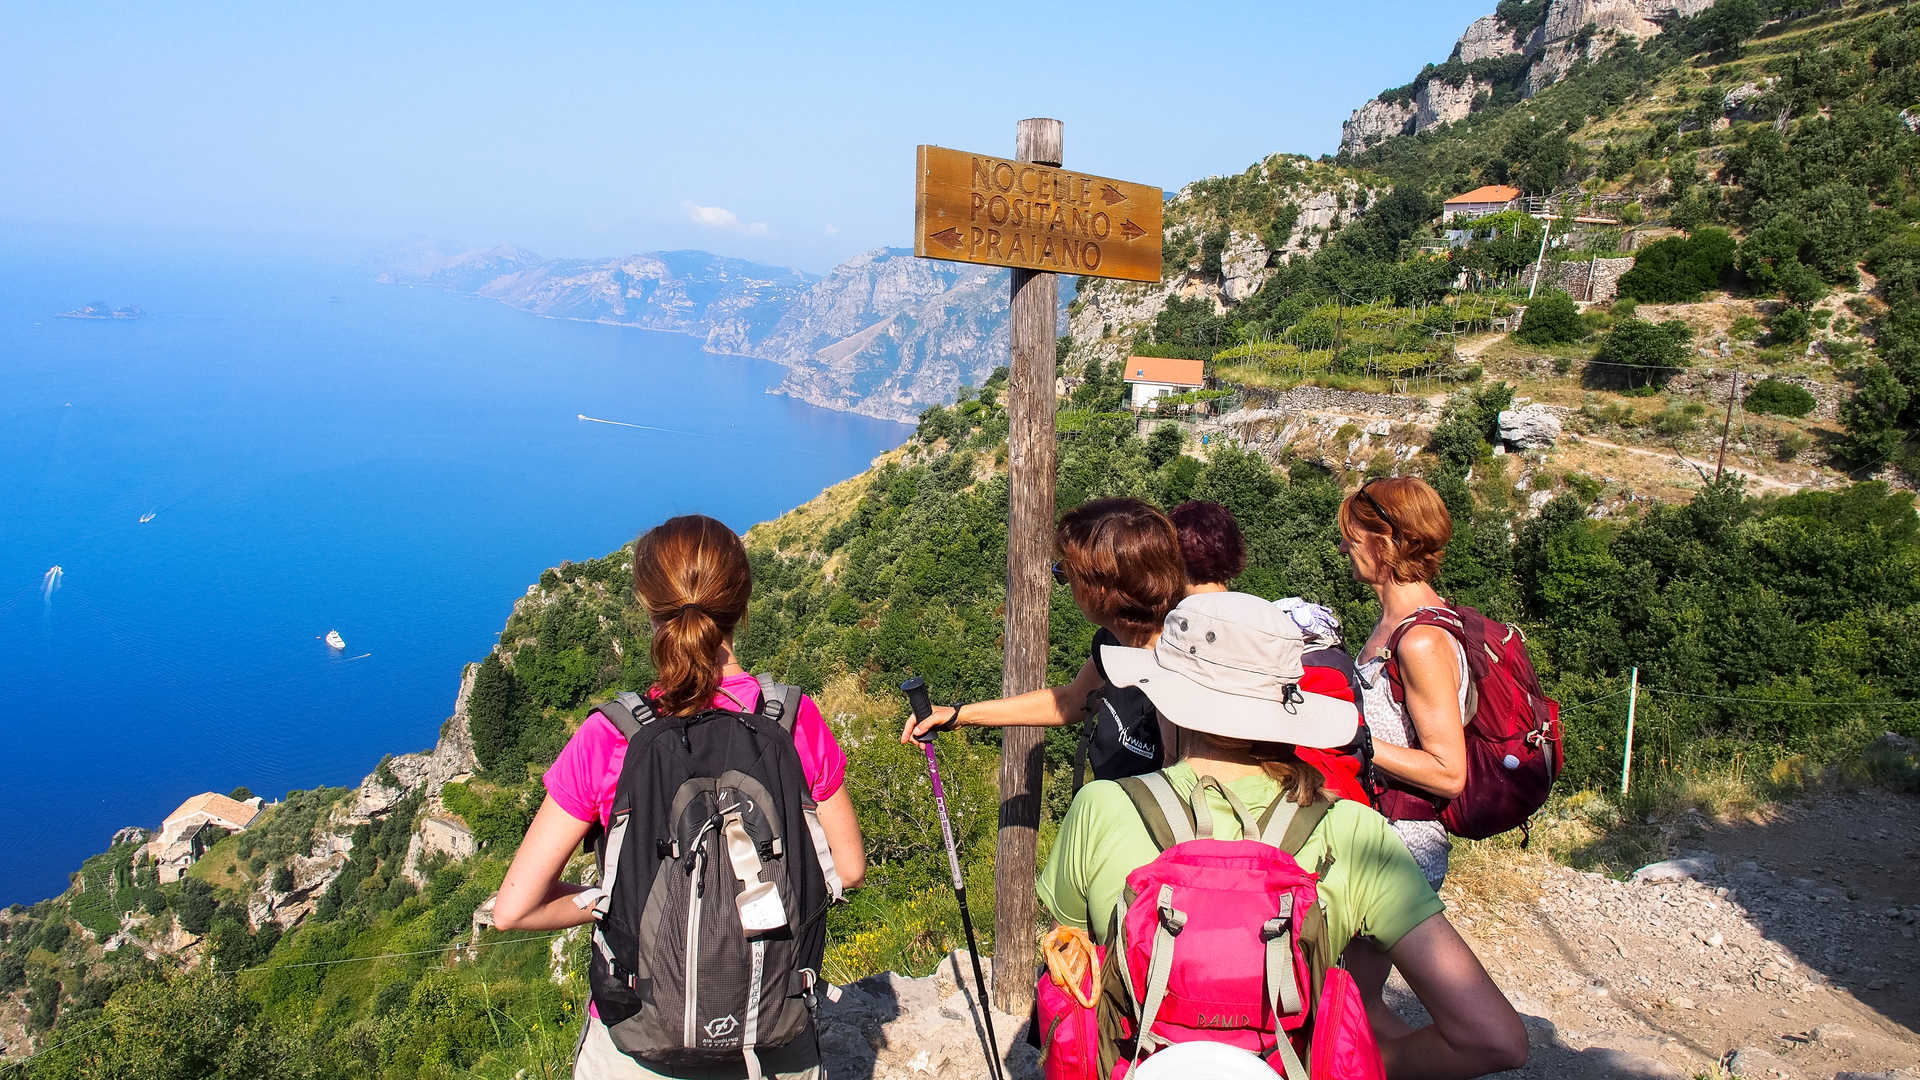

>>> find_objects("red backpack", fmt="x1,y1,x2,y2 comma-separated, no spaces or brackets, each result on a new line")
1038,773,1385,1080
1294,647,1376,807
1376,605,1563,842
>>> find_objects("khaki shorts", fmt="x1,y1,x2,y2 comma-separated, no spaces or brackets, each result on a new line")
573,1014,824,1080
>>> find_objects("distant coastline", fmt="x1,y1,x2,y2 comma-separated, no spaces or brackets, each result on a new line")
56,303,143,320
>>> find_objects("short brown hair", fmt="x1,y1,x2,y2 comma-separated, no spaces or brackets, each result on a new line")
1056,498,1186,643
1170,500,1247,586
632,515,752,716
1338,476,1452,585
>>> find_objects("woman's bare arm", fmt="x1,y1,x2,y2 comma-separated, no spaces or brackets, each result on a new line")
899,658,1101,743
494,796,596,931
1369,625,1469,799
1378,915,1528,1079
814,786,865,890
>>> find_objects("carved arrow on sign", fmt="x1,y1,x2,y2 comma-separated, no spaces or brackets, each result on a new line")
1120,219,1148,241
927,227,964,251
1100,184,1127,206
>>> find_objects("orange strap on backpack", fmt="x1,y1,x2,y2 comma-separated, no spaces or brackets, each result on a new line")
1042,925,1100,1009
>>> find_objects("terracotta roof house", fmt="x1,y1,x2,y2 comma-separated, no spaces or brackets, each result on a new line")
1122,356,1205,409
1442,184,1523,222
139,791,264,883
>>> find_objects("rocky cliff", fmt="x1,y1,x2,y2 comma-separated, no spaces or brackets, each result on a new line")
378,245,816,354
1068,156,1385,369
380,244,1044,423
1341,0,1721,153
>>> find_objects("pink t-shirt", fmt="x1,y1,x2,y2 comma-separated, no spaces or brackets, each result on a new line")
543,673,847,828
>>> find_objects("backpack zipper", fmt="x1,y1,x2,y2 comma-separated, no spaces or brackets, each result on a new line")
684,840,707,1047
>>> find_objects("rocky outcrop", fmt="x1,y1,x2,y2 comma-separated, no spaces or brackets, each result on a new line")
1457,12,1524,62
110,826,149,847
817,951,1037,1080
1342,0,1723,153
1069,163,1383,369
1499,404,1564,450
1342,97,1418,152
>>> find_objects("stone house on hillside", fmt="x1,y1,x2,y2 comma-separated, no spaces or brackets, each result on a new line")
1122,356,1205,409
139,792,263,883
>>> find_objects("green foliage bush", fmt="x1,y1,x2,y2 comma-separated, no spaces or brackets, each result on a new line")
1616,229,1736,302
1744,378,1816,417
1516,290,1585,345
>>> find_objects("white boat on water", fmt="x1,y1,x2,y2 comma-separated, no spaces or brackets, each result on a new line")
138,511,156,524
325,629,345,650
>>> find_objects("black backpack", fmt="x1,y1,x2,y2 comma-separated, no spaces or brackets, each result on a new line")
583,675,830,1075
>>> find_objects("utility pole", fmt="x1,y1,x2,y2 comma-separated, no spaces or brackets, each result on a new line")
1714,372,1740,481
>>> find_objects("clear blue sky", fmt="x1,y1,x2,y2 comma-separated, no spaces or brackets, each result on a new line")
3,1,1490,272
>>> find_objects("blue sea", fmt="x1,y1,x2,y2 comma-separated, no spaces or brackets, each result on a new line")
0,241,906,904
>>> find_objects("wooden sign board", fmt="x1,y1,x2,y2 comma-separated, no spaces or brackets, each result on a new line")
915,145,1162,283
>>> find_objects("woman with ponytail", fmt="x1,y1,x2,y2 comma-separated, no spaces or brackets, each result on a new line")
496,514,865,1080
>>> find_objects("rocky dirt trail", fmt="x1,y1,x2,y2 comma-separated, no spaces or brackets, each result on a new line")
1395,790,1920,1080
817,791,1920,1079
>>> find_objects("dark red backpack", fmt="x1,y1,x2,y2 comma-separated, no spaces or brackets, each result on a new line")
1376,605,1562,843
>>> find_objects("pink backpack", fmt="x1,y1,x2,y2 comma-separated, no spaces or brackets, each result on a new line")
1377,604,1563,843
1038,773,1386,1080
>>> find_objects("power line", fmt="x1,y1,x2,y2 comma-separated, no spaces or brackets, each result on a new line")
1557,688,1630,712
216,928,567,976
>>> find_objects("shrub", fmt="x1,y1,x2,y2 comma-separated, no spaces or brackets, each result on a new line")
1769,306,1810,345
1744,378,1817,418
1516,290,1585,345
1616,229,1736,302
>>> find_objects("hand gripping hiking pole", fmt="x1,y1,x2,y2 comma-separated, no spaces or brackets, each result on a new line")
901,676,1006,1080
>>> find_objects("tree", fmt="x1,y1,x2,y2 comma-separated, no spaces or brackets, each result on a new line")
1779,260,1827,308
226,786,253,802
28,975,60,1031
1515,289,1585,344
174,878,217,935
1838,364,1911,466
1735,216,1805,293
466,652,522,772
1589,317,1691,391
1768,305,1810,345
0,953,24,991
1145,424,1185,470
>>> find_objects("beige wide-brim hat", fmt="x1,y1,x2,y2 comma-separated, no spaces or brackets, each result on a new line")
1101,591,1359,750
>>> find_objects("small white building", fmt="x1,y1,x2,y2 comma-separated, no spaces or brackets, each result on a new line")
1122,356,1205,409
139,792,263,883
1442,184,1523,223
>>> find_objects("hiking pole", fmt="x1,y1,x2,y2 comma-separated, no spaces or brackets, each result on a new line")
901,676,1005,1080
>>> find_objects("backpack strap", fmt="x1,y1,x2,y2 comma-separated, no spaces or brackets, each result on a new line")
595,691,656,740
1115,772,1195,851
1189,775,1261,840
1260,796,1333,857
753,674,803,735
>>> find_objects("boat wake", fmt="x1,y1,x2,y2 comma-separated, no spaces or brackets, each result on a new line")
41,565,62,607
576,412,700,437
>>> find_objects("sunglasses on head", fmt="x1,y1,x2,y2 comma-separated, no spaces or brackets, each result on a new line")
1356,478,1403,542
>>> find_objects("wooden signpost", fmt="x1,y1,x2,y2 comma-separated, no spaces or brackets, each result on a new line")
914,120,1162,1015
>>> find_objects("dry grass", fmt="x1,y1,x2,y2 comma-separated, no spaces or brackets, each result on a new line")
746,445,905,555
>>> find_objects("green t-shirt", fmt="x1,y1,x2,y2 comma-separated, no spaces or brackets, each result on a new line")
1038,762,1445,954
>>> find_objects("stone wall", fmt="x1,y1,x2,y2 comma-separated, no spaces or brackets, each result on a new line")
1545,256,1636,302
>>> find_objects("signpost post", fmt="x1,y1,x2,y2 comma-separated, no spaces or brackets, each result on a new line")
914,120,1162,1015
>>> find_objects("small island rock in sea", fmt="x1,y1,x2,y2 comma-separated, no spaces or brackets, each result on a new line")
56,303,143,320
